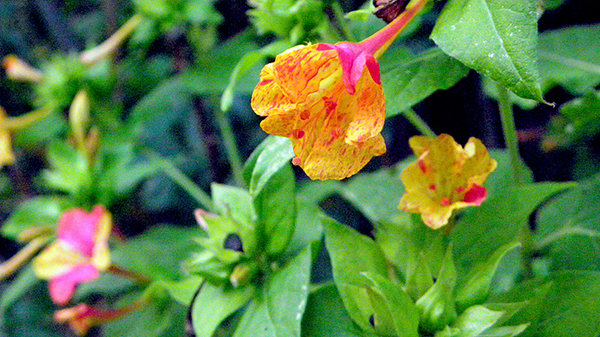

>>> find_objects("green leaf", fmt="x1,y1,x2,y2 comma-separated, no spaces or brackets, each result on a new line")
103,292,187,337
221,50,266,112
14,111,67,148
362,272,420,337
0,265,39,323
112,225,202,281
151,276,204,306
244,136,296,256
455,241,521,311
1,196,75,240
375,213,444,300
191,283,255,337
431,0,543,101
302,284,370,337
233,246,313,337
559,90,600,141
493,271,600,337
452,182,574,276
381,47,470,117
286,199,324,256
323,218,388,332
247,136,294,196
416,247,458,333
338,167,405,223
211,183,256,228
535,173,600,271
441,305,504,337
538,25,600,95
41,141,92,198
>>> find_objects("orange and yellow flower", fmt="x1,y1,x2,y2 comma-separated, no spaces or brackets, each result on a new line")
399,134,497,229
33,206,112,305
251,0,427,180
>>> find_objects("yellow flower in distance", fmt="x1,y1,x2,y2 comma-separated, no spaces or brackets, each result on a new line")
399,134,497,229
251,0,427,180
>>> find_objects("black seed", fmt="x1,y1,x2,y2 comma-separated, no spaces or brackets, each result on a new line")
369,315,375,327
223,233,244,252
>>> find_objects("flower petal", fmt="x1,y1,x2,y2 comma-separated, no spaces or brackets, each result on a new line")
49,265,99,305
33,241,89,279
58,207,105,257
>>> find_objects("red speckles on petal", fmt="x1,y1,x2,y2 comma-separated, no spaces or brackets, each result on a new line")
300,111,310,120
429,184,436,191
292,157,302,166
463,184,487,205
323,98,337,115
456,186,465,194
440,197,451,206
289,129,305,139
418,160,427,173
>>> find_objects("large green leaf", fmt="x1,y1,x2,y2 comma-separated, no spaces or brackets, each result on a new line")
491,271,600,337
323,219,388,332
431,0,543,101
381,47,470,117
233,246,313,337
538,25,600,95
535,173,600,271
451,182,574,275
191,283,255,337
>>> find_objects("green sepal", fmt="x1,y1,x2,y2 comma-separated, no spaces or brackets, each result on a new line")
186,250,233,285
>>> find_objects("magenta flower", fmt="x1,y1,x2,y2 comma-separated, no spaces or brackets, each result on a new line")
33,206,112,305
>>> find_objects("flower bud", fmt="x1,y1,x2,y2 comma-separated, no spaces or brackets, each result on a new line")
2,55,44,82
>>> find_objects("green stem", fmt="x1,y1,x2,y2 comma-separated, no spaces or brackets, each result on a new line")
146,152,215,212
331,1,356,42
403,108,436,138
497,84,525,186
496,83,534,277
214,109,246,188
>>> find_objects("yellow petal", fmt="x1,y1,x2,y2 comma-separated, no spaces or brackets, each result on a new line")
33,242,88,279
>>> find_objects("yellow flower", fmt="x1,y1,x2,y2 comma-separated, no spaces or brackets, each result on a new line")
251,0,427,180
399,134,497,229
33,206,112,305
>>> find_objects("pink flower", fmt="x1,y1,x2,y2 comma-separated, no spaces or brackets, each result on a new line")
33,206,112,305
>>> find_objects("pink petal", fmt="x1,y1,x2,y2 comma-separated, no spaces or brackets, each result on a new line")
365,55,381,85
463,184,487,206
58,206,106,257
49,265,99,305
